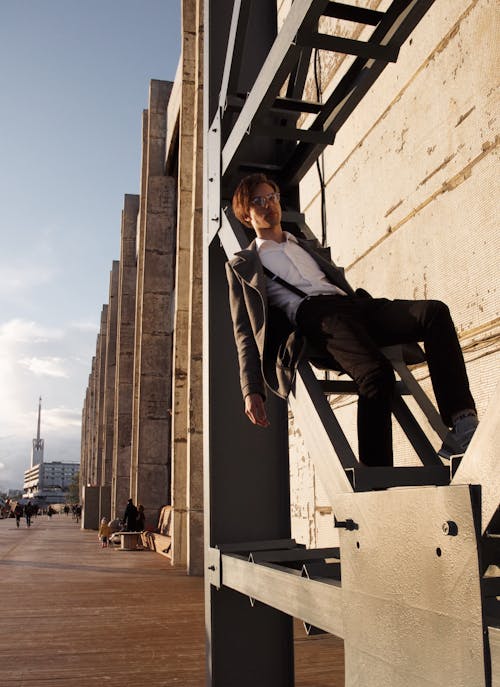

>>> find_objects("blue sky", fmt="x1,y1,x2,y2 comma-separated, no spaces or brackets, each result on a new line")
0,1,181,489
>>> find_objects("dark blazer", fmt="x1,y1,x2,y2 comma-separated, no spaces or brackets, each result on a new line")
226,237,354,400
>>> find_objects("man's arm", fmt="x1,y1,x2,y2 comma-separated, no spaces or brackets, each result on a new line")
245,392,270,427
225,261,269,426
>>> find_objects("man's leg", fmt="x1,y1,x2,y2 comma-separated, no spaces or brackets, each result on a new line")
297,295,395,466
358,298,476,426
297,295,476,464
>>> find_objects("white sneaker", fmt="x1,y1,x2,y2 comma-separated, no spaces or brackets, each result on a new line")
453,414,478,452
439,414,478,459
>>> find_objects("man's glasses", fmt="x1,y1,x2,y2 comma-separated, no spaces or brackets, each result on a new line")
250,192,280,208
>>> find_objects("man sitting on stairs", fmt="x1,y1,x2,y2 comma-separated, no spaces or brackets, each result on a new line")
225,173,478,467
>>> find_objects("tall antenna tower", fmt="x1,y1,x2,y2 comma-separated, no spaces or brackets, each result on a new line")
31,396,44,467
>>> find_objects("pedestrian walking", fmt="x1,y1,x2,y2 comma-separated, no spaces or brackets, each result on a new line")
24,502,34,527
98,517,111,548
14,503,23,528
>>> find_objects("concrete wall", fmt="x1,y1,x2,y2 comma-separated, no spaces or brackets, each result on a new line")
283,0,499,546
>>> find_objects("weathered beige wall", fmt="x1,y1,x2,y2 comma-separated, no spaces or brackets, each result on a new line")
285,0,499,545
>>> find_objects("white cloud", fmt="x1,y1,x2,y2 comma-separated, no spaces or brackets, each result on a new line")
0,317,91,442
0,319,64,344
44,406,82,429
19,356,69,378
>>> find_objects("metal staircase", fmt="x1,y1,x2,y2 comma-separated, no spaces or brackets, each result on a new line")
203,1,500,685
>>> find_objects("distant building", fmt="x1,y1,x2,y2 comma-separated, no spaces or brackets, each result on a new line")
23,398,79,504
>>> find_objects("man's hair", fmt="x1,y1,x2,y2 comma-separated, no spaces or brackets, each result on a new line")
232,173,280,228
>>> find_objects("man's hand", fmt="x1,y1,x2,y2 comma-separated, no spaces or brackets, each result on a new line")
245,393,270,427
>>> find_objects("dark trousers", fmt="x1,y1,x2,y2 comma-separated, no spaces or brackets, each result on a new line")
296,295,475,466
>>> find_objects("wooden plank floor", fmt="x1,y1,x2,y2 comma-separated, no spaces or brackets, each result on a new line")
0,515,344,686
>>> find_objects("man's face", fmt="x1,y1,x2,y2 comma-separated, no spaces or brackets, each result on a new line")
244,182,282,234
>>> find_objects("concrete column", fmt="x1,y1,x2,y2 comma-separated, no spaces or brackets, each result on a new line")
131,80,175,531
102,263,119,486
83,379,92,488
95,305,108,485
130,111,148,503
111,196,139,520
170,0,198,568
89,355,97,484
80,391,89,498
186,0,204,575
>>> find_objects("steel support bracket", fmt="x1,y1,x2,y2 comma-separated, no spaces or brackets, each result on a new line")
207,546,222,590
207,109,222,244
334,484,488,686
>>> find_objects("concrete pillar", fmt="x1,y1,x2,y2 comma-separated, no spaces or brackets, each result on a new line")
99,485,111,522
89,355,97,484
82,485,99,530
80,391,89,498
170,0,198,568
111,196,139,520
185,0,204,575
83,380,92,489
95,305,108,485
131,80,176,531
102,263,119,486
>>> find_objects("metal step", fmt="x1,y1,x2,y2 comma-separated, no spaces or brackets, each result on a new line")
484,576,500,598
303,32,399,62
249,546,340,564
272,96,322,114
482,534,500,571
346,465,451,491
323,1,383,26
320,379,409,394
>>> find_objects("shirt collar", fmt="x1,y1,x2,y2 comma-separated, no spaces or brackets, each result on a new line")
255,231,298,252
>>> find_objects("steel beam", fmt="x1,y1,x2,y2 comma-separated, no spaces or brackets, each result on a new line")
221,553,344,638
218,0,251,116
252,122,334,144
323,2,384,26
289,362,357,495
389,354,449,441
302,33,399,62
391,394,442,466
204,3,295,684
221,0,330,176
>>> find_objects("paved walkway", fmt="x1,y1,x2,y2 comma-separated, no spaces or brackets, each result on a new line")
0,515,344,686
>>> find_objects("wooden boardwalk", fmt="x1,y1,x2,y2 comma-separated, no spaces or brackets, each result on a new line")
0,515,344,686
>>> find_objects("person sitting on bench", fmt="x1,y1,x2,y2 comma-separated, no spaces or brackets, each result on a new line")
225,173,478,467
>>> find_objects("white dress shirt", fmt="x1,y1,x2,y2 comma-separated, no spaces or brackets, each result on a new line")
256,232,346,322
